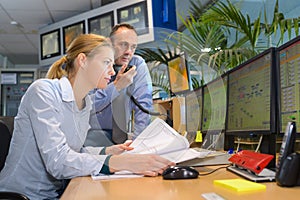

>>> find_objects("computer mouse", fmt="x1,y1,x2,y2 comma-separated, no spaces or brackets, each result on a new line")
162,166,199,180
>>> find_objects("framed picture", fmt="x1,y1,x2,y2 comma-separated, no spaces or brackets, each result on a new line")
117,1,149,35
88,11,114,37
40,29,61,60
63,21,85,53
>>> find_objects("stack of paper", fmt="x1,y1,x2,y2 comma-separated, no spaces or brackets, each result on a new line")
213,179,266,192
123,118,210,163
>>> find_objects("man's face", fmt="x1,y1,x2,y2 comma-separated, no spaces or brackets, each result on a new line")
111,27,138,65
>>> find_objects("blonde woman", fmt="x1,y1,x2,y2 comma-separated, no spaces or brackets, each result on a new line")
0,34,174,200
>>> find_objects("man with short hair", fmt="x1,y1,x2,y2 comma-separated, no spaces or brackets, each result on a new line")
87,23,153,146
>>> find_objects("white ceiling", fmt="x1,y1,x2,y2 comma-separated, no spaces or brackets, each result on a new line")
0,0,104,66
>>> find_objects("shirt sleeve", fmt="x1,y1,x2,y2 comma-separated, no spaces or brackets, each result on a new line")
26,81,107,179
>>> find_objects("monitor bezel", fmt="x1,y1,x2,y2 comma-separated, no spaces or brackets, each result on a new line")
225,47,278,136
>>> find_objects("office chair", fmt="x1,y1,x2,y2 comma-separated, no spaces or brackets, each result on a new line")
0,192,30,200
0,120,11,172
0,121,30,200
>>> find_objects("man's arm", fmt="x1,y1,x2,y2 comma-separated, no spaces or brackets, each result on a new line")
128,56,153,138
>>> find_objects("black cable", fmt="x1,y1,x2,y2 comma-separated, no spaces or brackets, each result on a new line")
130,95,162,116
198,164,231,176
130,95,173,126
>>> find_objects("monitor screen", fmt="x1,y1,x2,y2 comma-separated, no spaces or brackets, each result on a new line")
185,87,202,134
117,1,149,35
63,21,85,53
201,75,227,133
278,36,300,133
226,48,277,134
40,29,61,60
167,52,191,96
88,11,114,37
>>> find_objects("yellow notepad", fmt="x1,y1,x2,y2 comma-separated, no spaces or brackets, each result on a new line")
214,179,266,192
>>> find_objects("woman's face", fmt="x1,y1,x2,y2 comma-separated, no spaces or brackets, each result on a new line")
86,46,115,89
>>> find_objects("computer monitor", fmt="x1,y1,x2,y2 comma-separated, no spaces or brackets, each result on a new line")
185,87,202,142
225,47,277,167
167,52,191,96
278,35,300,133
226,47,277,135
201,75,228,134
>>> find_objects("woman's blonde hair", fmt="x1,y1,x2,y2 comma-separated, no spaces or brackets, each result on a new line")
46,34,112,79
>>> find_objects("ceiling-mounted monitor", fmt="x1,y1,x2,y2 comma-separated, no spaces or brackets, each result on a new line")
63,21,85,53
40,29,61,60
88,11,114,37
117,0,149,35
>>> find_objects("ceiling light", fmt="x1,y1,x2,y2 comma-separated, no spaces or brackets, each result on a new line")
10,21,18,25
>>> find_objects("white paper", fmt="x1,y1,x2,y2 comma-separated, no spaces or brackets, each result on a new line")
91,118,211,180
92,171,143,180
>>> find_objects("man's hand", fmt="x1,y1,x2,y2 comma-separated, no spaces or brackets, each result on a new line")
113,65,137,91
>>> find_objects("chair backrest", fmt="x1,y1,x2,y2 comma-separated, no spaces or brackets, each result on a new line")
0,120,12,172
0,192,30,200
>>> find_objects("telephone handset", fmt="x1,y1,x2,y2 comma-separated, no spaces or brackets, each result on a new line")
276,121,300,187
277,121,296,170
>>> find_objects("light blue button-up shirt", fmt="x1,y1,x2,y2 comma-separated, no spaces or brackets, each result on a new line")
0,77,107,199
89,55,153,139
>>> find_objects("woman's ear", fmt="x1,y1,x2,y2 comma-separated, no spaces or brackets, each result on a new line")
77,53,87,69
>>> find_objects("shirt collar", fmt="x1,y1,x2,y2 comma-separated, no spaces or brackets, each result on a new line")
59,76,74,102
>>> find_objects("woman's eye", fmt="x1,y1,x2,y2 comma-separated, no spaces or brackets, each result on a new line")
104,60,113,66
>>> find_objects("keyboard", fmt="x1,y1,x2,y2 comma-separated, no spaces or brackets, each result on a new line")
192,147,227,156
227,166,276,182
178,148,232,167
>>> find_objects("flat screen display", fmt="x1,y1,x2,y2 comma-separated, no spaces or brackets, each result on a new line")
185,87,202,133
63,21,85,53
278,36,300,133
40,29,61,60
88,11,114,37
226,48,277,134
167,52,191,95
201,75,227,133
117,1,149,35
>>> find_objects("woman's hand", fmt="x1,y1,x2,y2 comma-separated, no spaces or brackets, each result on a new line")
105,140,134,155
109,154,176,177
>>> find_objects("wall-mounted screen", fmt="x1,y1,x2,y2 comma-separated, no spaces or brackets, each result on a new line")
278,36,300,133
40,29,61,60
202,75,227,133
63,21,85,53
117,0,149,35
88,11,114,37
226,48,277,135
167,52,191,96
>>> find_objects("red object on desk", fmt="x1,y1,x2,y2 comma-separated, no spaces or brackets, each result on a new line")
228,150,274,174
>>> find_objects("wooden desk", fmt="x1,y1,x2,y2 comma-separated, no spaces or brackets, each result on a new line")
60,166,300,200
